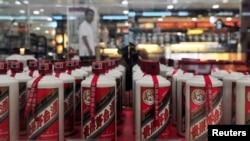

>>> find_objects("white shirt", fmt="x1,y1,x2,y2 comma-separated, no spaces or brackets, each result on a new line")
78,20,95,56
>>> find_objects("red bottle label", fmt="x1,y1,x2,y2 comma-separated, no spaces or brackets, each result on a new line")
27,88,59,140
82,86,116,141
189,86,222,141
0,86,9,140
140,86,170,140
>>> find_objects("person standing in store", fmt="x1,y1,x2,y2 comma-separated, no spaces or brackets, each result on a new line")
78,8,96,60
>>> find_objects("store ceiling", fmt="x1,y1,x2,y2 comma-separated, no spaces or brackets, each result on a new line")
0,0,241,40
0,0,241,15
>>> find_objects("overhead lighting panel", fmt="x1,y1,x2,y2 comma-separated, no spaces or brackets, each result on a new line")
122,0,128,5
212,4,220,9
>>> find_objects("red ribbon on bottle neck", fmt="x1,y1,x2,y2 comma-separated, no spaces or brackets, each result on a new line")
25,75,44,117
204,75,213,125
152,75,159,126
90,75,99,122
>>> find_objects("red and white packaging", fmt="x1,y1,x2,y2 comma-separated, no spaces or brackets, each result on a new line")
222,73,244,124
106,59,122,122
185,75,223,141
236,75,250,124
176,74,194,137
135,60,171,140
114,59,126,109
65,60,87,124
165,68,183,126
132,59,147,133
81,61,116,141
0,61,19,141
26,62,64,141
53,61,76,136
9,61,32,135
171,72,194,126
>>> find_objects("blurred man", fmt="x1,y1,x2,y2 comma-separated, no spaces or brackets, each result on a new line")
78,8,96,60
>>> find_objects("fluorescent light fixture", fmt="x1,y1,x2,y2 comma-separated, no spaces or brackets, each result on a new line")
122,0,128,5
52,15,63,20
142,11,172,17
45,30,49,34
19,10,25,14
15,1,21,5
167,5,174,9
36,27,40,30
68,16,77,20
102,15,128,20
123,10,129,14
178,11,189,16
0,16,26,20
33,10,40,15
128,11,136,17
47,17,53,21
212,4,220,9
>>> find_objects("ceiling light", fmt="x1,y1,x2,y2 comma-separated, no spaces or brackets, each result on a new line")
222,0,228,3
33,11,40,15
122,0,128,5
23,0,29,4
47,17,52,21
212,4,220,9
15,1,21,5
192,17,197,21
40,9,44,12
13,22,18,26
172,0,178,4
226,17,232,21
123,10,129,14
167,5,174,9
19,10,25,14
36,27,40,30
158,18,163,21
45,30,49,34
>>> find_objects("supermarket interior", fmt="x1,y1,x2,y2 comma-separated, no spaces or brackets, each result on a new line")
0,0,250,141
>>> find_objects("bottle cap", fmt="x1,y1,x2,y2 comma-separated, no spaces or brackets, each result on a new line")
54,61,66,73
0,61,7,74
10,61,23,73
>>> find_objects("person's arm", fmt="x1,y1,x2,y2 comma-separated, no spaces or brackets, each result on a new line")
82,36,93,56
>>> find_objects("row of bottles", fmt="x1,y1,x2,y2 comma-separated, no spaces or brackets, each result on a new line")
0,58,126,141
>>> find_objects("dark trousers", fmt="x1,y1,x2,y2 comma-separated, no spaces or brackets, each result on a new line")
79,56,96,61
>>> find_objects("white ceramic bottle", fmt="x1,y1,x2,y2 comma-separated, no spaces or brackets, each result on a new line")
135,60,171,140
26,62,64,141
0,61,19,141
53,61,76,136
81,61,116,140
9,61,32,135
